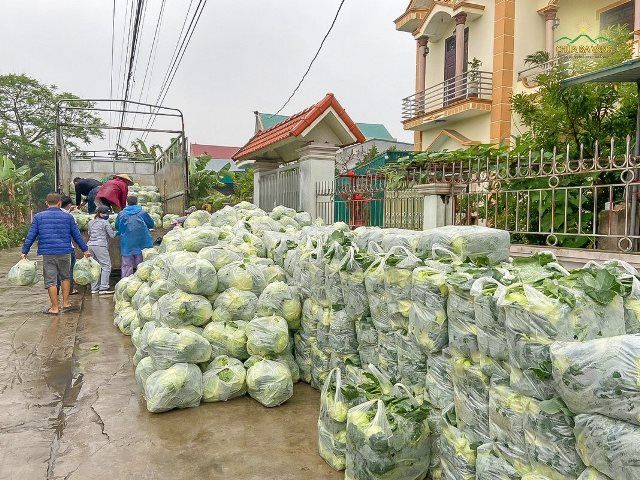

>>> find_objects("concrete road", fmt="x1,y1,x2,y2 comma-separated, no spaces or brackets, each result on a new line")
0,249,342,480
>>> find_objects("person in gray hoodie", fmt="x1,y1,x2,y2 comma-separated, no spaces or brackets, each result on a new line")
87,206,117,294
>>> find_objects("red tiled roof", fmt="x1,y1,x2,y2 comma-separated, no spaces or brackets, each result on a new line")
190,144,240,159
232,93,366,160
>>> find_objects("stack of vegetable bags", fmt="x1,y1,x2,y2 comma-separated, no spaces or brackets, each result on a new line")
114,202,318,413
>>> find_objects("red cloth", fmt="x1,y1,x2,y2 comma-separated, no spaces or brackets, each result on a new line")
96,178,129,210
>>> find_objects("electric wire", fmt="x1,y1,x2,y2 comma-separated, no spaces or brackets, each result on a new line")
108,0,116,145
271,0,346,116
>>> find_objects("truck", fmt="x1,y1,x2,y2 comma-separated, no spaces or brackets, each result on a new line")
54,99,190,270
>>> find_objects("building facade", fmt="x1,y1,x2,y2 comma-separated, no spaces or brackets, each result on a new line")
396,0,640,151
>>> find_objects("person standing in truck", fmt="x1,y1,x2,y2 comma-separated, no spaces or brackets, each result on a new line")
95,174,133,212
115,195,154,277
73,177,101,213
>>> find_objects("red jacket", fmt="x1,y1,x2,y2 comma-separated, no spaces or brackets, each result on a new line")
96,177,129,210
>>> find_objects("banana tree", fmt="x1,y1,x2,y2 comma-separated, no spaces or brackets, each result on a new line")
0,156,43,222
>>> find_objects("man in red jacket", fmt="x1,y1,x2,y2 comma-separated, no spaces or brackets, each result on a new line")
95,174,134,211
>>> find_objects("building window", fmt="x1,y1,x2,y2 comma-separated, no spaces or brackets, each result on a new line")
600,1,634,31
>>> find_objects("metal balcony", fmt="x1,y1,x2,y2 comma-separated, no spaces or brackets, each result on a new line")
402,71,493,121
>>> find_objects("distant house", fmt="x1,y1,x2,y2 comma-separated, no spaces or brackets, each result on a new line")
253,112,412,172
189,144,243,195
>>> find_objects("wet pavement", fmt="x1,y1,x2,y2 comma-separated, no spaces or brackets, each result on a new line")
0,248,342,480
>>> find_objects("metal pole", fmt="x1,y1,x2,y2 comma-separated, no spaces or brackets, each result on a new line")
629,80,640,250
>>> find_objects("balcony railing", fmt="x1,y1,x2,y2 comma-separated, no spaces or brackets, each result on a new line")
402,71,493,121
517,55,573,86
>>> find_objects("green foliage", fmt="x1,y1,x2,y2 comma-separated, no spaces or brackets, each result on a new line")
0,74,103,203
119,138,163,161
512,25,636,152
187,155,227,209
0,223,28,249
355,145,379,169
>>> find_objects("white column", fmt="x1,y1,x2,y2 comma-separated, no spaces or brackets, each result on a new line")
415,183,465,230
454,13,467,98
297,143,339,219
544,9,558,59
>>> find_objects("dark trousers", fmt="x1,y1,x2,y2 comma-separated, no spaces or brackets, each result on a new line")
86,186,100,213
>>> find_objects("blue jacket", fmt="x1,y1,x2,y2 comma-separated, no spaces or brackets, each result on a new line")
115,205,154,256
22,207,88,256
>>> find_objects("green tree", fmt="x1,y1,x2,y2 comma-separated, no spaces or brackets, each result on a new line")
0,74,103,203
188,155,228,209
511,25,637,153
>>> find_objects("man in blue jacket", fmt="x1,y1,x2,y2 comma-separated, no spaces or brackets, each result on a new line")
115,195,154,277
22,193,91,315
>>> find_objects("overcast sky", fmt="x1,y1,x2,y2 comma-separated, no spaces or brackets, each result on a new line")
1,0,415,151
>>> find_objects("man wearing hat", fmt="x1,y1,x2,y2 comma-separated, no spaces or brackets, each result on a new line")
95,173,133,212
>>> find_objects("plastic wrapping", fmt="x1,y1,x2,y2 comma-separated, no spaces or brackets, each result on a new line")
339,247,372,319
168,257,218,296
135,261,154,281
245,316,289,357
202,320,249,360
447,289,478,357
134,355,158,389
256,281,302,329
212,288,257,323
550,334,640,425
440,404,477,480
144,363,203,413
409,264,450,354
181,226,220,252
246,359,293,407
328,307,358,357
114,307,137,335
503,283,625,400
229,231,267,258
355,316,378,367
7,259,38,286
217,261,267,295
345,395,431,480
574,413,640,480
202,355,246,402
377,332,398,379
428,225,510,265
425,350,454,409
311,337,331,389
475,443,522,480
155,290,213,327
198,245,244,270
577,468,612,480
294,331,313,383
210,205,239,227
146,326,212,369
364,255,392,333
148,279,175,301
471,278,509,361
396,331,428,395
73,256,101,285
324,241,347,306
451,352,490,444
183,209,211,228
160,228,185,253
524,397,584,479
318,368,349,471
384,246,423,331
488,384,528,453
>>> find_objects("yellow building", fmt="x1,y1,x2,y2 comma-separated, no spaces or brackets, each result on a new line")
396,0,640,151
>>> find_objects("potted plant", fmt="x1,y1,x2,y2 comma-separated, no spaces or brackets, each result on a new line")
467,57,483,98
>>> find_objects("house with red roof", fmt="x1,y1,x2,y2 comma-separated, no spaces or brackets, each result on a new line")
233,93,365,216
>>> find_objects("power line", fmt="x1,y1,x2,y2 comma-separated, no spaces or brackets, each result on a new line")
108,0,116,145
142,0,208,139
271,0,346,116
116,0,145,150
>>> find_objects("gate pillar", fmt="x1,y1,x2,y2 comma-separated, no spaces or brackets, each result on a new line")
297,143,339,218
414,182,465,230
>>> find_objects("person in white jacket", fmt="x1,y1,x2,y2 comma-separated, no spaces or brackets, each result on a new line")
87,206,117,294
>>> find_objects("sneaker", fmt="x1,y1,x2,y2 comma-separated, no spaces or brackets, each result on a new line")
91,290,100,294
99,290,115,295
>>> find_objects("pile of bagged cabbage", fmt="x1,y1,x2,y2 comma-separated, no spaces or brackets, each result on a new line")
113,202,640,480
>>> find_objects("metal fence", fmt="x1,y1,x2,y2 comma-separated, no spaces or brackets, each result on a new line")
258,163,300,212
316,174,424,229
396,138,640,252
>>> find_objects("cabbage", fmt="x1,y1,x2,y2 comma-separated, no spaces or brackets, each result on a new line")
263,264,286,285
146,326,212,368
183,209,211,228
202,355,246,402
269,205,296,220
212,288,257,322
160,228,185,252
202,320,249,359
294,211,312,226
162,214,179,229
245,316,289,356
246,359,293,407
168,257,218,296
135,356,158,389
198,245,244,270
577,468,612,480
7,259,38,286
148,278,175,301
131,283,150,309
135,261,154,281
115,276,144,302
155,290,213,327
210,205,239,227
217,261,267,295
71,209,90,230
114,307,137,335
182,226,220,252
144,363,203,413
73,256,101,285
256,281,302,329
